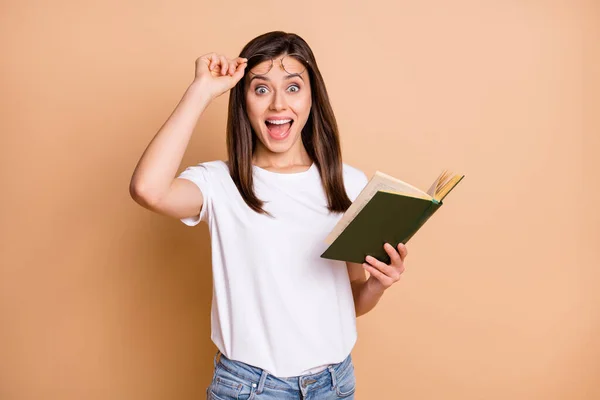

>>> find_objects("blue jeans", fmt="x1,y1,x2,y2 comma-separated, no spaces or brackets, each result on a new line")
207,350,356,399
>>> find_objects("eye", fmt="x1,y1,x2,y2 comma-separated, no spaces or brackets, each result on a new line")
255,86,269,95
288,84,300,93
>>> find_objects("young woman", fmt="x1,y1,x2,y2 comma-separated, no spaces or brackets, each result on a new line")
130,31,408,400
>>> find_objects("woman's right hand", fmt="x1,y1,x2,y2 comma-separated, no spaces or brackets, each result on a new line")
194,53,248,100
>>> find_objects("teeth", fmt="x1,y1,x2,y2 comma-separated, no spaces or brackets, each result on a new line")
266,119,292,125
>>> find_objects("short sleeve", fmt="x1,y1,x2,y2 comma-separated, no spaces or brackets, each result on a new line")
357,171,369,192
177,163,212,226
351,171,369,202
343,164,370,202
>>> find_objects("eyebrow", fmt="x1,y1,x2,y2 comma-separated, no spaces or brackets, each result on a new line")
249,73,304,84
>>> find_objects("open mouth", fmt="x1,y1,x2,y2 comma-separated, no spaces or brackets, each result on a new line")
265,119,294,139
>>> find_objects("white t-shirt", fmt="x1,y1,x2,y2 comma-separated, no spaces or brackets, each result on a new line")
177,160,369,377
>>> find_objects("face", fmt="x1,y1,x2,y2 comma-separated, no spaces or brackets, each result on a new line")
244,54,312,157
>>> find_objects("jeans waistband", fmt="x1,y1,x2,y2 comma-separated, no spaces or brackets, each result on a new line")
213,350,353,392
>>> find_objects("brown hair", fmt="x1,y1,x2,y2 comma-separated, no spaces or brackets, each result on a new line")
226,31,351,216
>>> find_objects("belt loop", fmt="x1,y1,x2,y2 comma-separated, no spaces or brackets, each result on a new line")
328,365,337,390
256,369,268,394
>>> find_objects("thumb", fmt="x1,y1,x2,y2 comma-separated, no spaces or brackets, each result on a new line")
232,62,247,83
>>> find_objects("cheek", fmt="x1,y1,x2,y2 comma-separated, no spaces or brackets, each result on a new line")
245,97,262,125
245,92,270,113
244,93,255,115
290,94,312,117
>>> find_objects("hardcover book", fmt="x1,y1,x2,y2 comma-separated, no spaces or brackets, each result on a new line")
321,170,464,264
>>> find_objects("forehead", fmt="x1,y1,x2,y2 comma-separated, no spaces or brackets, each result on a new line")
245,54,308,84
251,54,305,68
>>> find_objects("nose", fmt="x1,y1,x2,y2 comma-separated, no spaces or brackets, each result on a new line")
269,89,288,111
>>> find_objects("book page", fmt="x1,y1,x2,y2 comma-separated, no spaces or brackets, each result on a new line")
434,174,465,201
324,171,431,245
426,170,445,197
373,171,431,199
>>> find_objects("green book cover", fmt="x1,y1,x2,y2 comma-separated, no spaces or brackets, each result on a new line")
320,170,463,264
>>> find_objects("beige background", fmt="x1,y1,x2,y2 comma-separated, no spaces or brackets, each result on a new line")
1,0,598,399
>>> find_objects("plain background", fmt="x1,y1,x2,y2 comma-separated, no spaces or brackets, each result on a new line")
1,0,598,399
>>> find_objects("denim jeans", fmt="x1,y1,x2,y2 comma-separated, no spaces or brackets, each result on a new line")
206,350,356,399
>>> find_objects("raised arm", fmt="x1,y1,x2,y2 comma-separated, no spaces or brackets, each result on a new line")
129,53,247,220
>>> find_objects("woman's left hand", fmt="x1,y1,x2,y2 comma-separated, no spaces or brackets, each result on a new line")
362,243,408,293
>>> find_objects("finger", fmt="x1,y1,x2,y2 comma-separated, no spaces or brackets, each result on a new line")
397,243,408,260
363,263,393,287
219,55,228,75
384,242,401,264
229,57,243,76
207,53,219,71
232,62,247,80
365,255,394,277
366,254,403,281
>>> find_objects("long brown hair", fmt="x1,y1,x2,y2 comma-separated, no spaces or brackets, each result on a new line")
226,31,351,216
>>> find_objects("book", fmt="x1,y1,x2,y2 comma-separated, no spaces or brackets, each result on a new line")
320,170,465,264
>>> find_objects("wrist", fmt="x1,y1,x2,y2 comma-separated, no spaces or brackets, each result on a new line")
365,276,386,296
188,79,216,103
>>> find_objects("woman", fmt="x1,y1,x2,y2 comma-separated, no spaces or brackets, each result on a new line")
130,31,408,399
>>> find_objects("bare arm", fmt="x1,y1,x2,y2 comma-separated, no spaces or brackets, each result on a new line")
347,261,384,317
348,243,409,317
129,81,212,218
129,53,247,220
